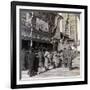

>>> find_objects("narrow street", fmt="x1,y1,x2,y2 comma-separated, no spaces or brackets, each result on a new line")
21,55,80,80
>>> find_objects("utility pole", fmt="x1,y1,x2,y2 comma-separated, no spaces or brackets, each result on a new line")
30,12,33,49
65,14,69,36
75,15,78,51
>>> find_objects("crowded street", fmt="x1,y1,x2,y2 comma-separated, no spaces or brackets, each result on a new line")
21,55,80,80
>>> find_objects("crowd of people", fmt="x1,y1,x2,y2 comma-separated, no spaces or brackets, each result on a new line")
22,44,76,77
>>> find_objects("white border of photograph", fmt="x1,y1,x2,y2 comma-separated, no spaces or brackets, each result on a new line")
16,6,85,85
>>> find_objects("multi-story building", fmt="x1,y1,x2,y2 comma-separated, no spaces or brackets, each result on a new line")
20,9,64,51
62,13,80,42
55,13,80,51
20,9,63,70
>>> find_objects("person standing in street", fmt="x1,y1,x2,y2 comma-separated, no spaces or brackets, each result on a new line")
63,47,68,68
48,51,53,69
53,51,60,68
67,45,73,70
59,50,63,67
38,49,45,74
44,49,49,71
28,49,35,77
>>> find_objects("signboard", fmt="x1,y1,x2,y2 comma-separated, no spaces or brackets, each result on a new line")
36,18,49,32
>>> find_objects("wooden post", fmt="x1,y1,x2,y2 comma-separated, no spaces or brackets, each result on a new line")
30,12,33,49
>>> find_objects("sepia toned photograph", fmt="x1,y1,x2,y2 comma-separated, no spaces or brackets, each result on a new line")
11,1,87,89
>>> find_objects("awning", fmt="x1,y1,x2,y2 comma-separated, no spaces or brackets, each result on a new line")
21,36,51,44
